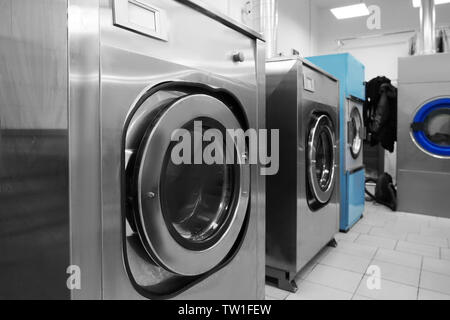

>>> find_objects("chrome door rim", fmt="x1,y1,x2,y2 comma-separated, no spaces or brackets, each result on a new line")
132,94,250,276
349,106,363,159
308,114,337,205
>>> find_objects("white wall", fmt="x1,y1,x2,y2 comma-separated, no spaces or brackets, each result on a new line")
276,0,317,57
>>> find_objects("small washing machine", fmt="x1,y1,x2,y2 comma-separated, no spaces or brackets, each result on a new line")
307,54,366,232
266,58,340,292
397,53,450,218
0,0,265,300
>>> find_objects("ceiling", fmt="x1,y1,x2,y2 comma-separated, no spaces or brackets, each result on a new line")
313,0,363,9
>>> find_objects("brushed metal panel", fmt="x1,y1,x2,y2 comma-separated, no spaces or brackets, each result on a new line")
398,169,450,218
0,0,70,300
68,0,103,300
255,39,266,300
399,53,450,84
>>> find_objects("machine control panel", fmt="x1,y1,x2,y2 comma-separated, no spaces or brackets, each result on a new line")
113,0,168,41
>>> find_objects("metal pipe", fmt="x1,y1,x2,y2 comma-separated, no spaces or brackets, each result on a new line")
255,0,278,59
420,0,436,54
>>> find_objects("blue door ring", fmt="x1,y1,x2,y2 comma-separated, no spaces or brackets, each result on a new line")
412,98,450,157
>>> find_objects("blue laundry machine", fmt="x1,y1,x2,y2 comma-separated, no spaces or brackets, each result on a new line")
307,53,366,232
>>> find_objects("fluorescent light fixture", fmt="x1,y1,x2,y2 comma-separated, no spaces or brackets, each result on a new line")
331,3,370,20
412,0,450,7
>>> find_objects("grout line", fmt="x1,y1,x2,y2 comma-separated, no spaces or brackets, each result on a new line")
417,256,424,300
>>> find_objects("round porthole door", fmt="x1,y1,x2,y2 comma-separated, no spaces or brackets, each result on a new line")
348,106,363,159
126,94,250,276
308,114,337,205
411,98,450,158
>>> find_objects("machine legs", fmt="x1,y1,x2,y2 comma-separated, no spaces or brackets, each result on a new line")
266,267,298,293
327,238,338,248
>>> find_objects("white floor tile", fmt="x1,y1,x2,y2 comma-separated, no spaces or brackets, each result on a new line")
335,232,360,243
351,223,373,235
356,276,418,300
422,257,450,277
360,216,389,227
355,234,398,250
320,251,371,273
333,241,378,260
265,285,290,300
442,248,450,261
420,271,450,296
430,218,450,229
285,281,353,300
296,261,318,281
396,241,440,258
406,234,448,248
369,226,408,241
305,264,363,294
418,289,450,300
368,260,421,287
374,249,422,269
420,226,450,239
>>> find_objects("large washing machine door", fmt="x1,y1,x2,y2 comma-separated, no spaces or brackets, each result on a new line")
127,93,250,277
348,105,364,159
411,98,450,158
308,114,337,205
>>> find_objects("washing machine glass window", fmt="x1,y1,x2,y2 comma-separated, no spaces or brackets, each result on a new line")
349,106,363,159
127,93,250,276
412,98,450,157
161,118,238,248
423,109,450,146
308,114,337,204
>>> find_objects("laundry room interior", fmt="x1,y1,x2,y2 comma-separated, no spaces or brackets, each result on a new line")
0,0,450,302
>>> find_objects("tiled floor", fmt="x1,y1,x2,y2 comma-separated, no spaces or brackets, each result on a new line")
265,201,450,300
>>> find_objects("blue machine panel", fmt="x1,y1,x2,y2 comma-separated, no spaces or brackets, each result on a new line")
307,53,366,232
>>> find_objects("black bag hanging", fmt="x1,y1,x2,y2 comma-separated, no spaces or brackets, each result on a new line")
364,77,398,153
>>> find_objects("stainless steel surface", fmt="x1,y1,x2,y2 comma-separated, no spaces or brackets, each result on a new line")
420,0,436,55
0,0,265,300
397,53,450,218
258,0,278,59
68,0,103,300
175,0,264,41
345,98,364,171
113,0,168,41
0,0,70,300
265,58,339,290
100,0,264,299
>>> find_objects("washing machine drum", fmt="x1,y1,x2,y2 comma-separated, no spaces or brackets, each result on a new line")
308,114,337,205
125,93,250,277
411,98,450,157
348,106,363,159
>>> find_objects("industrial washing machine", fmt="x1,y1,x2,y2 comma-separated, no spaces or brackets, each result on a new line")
397,53,450,218
307,54,366,232
0,0,265,300
266,58,340,292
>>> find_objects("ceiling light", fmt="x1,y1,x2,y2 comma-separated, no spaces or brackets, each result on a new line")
331,3,370,20
412,0,450,8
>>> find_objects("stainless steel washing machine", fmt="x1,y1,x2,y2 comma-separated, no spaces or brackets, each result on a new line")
397,53,450,218
0,0,265,300
265,58,340,292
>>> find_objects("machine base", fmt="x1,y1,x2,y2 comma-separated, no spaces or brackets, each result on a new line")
327,238,338,248
265,267,298,293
